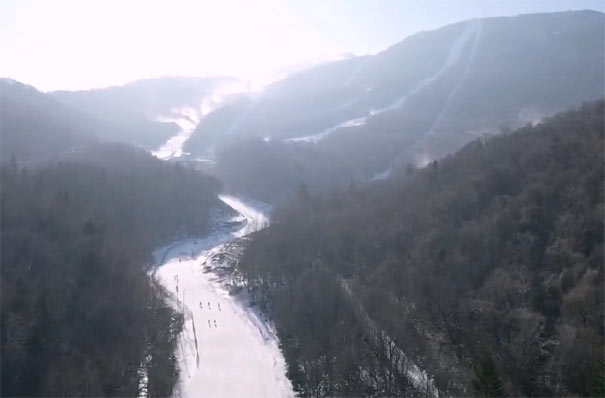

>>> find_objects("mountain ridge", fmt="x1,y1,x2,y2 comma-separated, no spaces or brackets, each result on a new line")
183,10,604,203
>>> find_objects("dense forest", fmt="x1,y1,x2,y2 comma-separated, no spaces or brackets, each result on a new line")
1,143,222,396
238,100,605,397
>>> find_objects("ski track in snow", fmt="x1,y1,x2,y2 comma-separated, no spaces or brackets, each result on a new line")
370,19,481,117
285,116,367,143
153,196,293,398
424,19,483,139
372,19,483,178
287,20,482,146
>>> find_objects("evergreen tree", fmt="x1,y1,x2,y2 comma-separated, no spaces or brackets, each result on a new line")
472,354,506,397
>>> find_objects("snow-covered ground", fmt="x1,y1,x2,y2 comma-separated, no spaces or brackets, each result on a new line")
152,107,204,160
153,196,293,398
152,82,249,161
286,116,367,143
370,165,392,181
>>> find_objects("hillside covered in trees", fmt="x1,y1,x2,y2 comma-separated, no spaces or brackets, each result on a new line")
1,144,223,396
238,100,605,397
0,79,102,163
52,76,239,149
186,11,604,204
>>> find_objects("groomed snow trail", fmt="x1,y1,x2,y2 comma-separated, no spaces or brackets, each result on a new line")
371,19,483,177
152,82,249,160
152,107,201,160
286,19,482,146
154,196,294,398
285,116,367,143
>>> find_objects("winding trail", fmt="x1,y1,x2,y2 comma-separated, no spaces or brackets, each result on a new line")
154,196,293,398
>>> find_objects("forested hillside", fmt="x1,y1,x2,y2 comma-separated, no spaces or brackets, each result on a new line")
0,79,101,163
1,144,222,396
238,100,605,396
186,11,604,204
52,76,240,149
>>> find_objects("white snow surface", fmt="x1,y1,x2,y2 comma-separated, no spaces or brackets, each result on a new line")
152,82,249,160
153,195,293,398
370,165,392,181
152,106,203,160
286,116,367,143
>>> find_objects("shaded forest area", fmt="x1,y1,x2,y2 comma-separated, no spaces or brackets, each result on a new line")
1,144,221,396
238,100,604,396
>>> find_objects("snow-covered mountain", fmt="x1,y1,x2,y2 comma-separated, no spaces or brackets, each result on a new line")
182,10,604,202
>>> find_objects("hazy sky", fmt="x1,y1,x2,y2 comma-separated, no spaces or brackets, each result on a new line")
1,0,602,92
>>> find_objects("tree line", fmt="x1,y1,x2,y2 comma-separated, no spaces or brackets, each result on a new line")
1,143,222,396
237,100,604,396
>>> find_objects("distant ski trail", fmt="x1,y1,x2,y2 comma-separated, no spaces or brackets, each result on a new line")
152,106,201,160
288,20,481,146
152,82,249,160
371,20,481,117
372,20,483,177
424,19,483,138
286,116,367,143
344,57,371,86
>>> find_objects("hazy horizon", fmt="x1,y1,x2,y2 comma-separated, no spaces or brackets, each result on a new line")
1,0,603,92
2,2,604,397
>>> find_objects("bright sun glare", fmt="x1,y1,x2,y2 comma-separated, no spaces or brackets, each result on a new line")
0,0,339,91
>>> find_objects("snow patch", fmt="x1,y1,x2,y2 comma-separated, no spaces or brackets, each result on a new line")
371,166,392,181
286,116,367,143
516,107,546,127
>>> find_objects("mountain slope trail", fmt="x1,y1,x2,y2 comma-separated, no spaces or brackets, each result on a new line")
286,19,483,145
154,196,293,398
